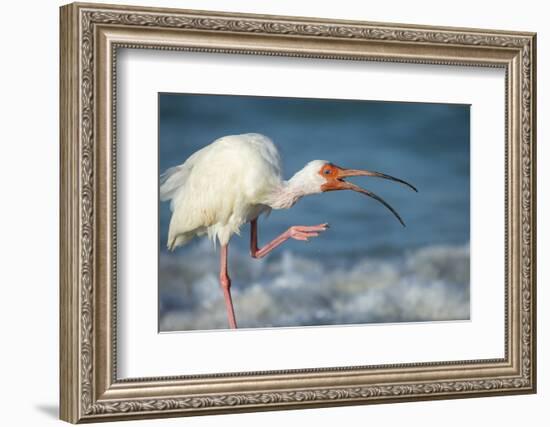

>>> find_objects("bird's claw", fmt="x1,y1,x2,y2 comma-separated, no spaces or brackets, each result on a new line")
288,223,329,241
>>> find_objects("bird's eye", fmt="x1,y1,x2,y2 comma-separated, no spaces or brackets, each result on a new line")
324,169,331,175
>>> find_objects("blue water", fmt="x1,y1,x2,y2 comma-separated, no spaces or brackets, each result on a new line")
158,93,470,331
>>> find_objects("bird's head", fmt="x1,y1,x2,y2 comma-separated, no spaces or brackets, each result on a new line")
289,160,418,226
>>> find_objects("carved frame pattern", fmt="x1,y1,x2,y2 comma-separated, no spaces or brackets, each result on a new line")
60,2,536,423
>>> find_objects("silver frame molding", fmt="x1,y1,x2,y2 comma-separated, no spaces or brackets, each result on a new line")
60,2,536,423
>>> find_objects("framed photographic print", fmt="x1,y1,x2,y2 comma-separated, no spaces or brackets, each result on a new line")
59,2,537,423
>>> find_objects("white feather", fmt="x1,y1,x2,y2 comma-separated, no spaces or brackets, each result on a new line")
161,133,284,249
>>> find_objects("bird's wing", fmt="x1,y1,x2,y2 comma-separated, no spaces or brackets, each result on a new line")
161,133,282,206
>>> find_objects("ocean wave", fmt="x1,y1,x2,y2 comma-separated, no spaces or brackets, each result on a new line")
159,240,470,331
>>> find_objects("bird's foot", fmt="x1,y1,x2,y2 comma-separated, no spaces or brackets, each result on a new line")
288,223,329,241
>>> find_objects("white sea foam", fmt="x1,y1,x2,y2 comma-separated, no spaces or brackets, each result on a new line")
159,240,470,331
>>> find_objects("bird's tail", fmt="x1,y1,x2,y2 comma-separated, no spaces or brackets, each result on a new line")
160,165,185,203
160,148,203,209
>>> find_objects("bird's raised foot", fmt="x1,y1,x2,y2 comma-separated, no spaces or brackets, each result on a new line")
288,223,329,241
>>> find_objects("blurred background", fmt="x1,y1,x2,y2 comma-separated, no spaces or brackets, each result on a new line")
158,93,470,331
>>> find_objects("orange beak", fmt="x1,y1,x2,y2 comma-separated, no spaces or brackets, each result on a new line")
321,165,417,227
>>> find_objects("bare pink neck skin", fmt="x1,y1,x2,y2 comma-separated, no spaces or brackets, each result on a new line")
265,169,323,209
265,181,307,210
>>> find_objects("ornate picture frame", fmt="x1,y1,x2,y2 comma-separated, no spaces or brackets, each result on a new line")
60,2,536,423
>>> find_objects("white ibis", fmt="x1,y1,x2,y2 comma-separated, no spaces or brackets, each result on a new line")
160,133,417,329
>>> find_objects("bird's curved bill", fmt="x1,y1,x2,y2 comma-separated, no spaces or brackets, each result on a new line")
322,166,417,227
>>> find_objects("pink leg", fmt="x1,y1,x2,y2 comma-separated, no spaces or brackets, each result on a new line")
250,218,329,259
219,244,237,329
